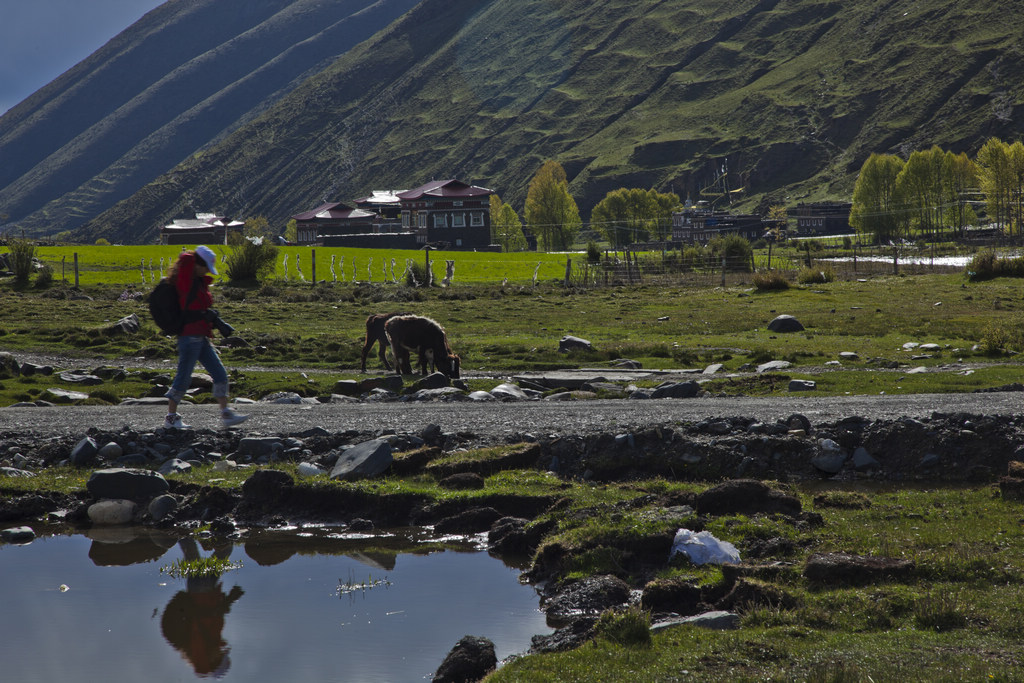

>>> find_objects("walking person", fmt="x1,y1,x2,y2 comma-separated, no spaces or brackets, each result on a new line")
164,245,249,429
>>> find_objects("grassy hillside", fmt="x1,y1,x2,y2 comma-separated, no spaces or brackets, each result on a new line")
6,0,1024,243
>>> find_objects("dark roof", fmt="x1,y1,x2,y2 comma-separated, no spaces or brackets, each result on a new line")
396,179,493,201
292,202,375,221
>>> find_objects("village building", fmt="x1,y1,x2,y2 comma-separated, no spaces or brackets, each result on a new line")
159,213,244,245
398,179,495,250
792,201,852,235
671,202,765,244
354,190,405,233
290,202,376,245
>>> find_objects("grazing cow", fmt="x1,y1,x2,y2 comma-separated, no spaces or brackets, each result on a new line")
360,312,408,372
384,315,461,378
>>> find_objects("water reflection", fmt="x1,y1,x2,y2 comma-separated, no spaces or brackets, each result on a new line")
160,539,243,678
0,524,550,681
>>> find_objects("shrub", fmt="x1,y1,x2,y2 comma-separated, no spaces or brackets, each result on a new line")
224,238,278,283
797,265,835,284
595,606,651,647
709,234,753,272
34,263,54,288
405,260,433,287
94,238,111,246
752,270,790,291
587,241,602,264
966,248,1024,281
7,239,35,283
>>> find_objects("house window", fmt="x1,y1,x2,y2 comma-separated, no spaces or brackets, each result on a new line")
418,213,427,228
433,214,448,228
402,212,410,228
452,214,465,228
453,200,463,207
456,238,463,247
470,212,484,227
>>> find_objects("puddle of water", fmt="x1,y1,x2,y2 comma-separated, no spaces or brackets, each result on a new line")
0,526,551,682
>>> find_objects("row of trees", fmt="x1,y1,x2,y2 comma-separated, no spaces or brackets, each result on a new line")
851,138,1024,243
491,160,680,252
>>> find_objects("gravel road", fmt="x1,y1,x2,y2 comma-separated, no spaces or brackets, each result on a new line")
3,392,1021,438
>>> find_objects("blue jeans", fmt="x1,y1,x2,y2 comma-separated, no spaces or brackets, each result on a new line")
165,335,228,402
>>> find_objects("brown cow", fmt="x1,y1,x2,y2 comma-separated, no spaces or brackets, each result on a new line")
360,312,408,372
384,315,461,378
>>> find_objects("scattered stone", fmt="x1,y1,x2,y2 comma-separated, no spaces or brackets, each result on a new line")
158,459,192,475
87,468,169,501
59,371,104,385
296,462,323,478
148,494,177,522
757,360,792,373
330,439,393,481
104,314,140,335
88,499,137,525
544,574,631,621
97,442,123,460
1,467,36,478
839,352,859,360
852,447,880,471
558,335,592,353
434,635,497,683
702,363,723,375
651,610,740,632
651,381,700,399
70,437,99,467
766,315,804,333
44,388,89,402
788,379,816,391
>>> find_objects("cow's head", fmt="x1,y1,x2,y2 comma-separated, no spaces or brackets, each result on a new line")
439,353,461,379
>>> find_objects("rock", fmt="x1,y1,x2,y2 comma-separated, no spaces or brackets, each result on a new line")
332,379,361,396
852,447,880,471
260,391,305,404
804,552,914,585
237,437,283,459
0,351,20,378
148,494,177,522
490,383,530,400
104,314,140,335
544,574,631,621
488,517,547,555
414,372,452,390
1,526,36,543
88,499,137,525
434,635,497,683
59,371,104,385
97,442,123,460
330,439,393,481
558,335,592,352
651,610,740,632
44,388,89,402
651,381,700,399
757,360,792,373
702,363,723,375
158,459,192,475
839,351,859,360
468,390,496,401
919,453,940,469
70,437,99,467
788,379,816,391
811,451,847,474
87,468,170,501
766,315,804,332
241,469,294,503
296,462,323,478
696,479,801,517
1,467,36,478
359,375,404,393
435,507,503,534
784,414,812,433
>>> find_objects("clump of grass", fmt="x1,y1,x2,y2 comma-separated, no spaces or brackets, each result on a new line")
752,270,790,291
797,265,835,284
7,239,36,284
978,322,1024,355
160,556,242,579
965,248,1024,281
224,238,278,283
913,591,968,632
594,606,651,647
812,491,872,509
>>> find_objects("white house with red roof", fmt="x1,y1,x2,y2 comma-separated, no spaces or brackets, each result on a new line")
397,179,494,249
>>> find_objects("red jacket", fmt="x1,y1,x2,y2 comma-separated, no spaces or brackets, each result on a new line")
172,251,214,337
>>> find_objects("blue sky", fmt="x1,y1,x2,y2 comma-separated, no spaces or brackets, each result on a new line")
0,0,164,115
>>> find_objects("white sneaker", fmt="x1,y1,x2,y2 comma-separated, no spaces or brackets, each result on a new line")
164,413,190,429
221,409,249,428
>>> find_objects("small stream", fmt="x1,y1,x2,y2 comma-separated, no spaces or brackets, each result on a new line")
0,525,551,682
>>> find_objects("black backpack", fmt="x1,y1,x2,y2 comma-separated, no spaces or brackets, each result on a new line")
148,278,200,335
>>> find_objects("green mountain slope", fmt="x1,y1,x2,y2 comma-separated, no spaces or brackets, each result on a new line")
14,0,1024,243
0,0,420,238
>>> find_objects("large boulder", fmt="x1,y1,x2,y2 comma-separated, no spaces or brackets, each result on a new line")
767,315,805,332
544,574,631,621
651,381,700,399
87,468,169,501
88,499,137,525
558,335,592,353
434,635,497,683
0,352,20,378
330,439,393,481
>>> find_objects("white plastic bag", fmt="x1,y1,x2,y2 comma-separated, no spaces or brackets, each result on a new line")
670,529,741,565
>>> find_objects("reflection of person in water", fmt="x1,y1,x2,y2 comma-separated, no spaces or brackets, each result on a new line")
160,538,243,678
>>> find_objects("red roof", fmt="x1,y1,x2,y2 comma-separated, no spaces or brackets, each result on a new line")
396,179,493,201
292,202,375,221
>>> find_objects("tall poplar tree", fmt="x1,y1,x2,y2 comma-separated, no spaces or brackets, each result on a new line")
851,153,908,244
524,161,582,251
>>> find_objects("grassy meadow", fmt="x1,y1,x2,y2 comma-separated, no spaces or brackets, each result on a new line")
1,244,1023,406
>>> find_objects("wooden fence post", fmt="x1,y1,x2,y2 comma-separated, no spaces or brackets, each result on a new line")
74,253,79,287
311,249,316,285
564,257,572,286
